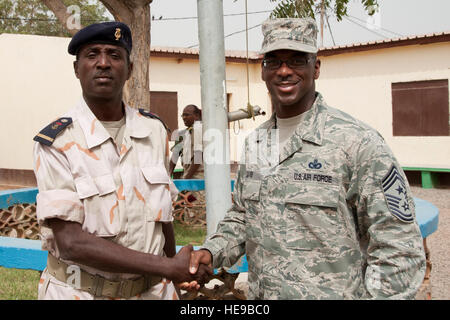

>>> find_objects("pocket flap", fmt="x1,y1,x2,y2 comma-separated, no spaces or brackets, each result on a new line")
242,179,261,201
141,166,170,184
74,176,99,199
285,184,339,208
94,174,116,196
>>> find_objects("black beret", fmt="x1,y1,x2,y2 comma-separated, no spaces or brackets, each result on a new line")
68,21,132,55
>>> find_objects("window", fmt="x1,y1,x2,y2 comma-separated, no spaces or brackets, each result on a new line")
391,79,449,136
149,91,178,136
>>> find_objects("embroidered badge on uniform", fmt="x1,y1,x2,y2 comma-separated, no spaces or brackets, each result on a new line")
382,165,414,223
308,159,322,169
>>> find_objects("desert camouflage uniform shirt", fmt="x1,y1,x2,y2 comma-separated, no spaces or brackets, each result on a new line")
203,93,426,299
33,98,179,300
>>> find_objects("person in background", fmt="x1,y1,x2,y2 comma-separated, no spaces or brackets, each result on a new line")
169,104,204,179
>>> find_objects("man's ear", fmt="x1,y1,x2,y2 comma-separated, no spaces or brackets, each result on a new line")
127,62,134,80
73,60,79,79
261,62,266,82
314,58,321,80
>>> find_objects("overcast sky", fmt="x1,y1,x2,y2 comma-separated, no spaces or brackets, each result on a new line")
149,0,450,52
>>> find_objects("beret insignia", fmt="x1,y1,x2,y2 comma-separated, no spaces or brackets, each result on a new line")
33,117,72,146
115,28,121,41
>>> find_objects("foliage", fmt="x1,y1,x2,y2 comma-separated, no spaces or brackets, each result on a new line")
173,220,207,246
269,0,379,21
0,267,40,300
0,0,111,37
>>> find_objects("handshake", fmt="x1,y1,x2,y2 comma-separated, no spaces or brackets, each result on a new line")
168,245,214,290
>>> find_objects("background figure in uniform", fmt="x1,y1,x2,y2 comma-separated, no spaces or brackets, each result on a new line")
33,22,211,300
170,104,204,179
188,18,426,299
170,105,206,226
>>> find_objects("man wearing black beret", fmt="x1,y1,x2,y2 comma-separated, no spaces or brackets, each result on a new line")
33,22,212,300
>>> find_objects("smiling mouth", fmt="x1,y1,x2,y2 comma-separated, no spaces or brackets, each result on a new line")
276,81,298,92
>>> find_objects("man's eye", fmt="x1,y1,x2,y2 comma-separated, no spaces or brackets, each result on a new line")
265,59,278,67
292,58,307,66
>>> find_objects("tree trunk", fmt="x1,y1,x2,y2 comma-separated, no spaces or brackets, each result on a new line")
102,0,152,110
41,0,153,110
124,5,151,110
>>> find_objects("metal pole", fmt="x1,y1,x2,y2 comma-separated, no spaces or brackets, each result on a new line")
197,0,232,235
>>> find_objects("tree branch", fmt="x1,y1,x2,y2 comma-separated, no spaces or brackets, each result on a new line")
41,0,81,35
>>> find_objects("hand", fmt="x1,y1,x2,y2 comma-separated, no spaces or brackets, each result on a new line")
178,249,213,291
168,245,213,286
189,249,212,275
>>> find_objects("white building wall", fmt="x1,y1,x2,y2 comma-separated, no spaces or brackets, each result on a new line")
317,42,450,168
0,33,449,172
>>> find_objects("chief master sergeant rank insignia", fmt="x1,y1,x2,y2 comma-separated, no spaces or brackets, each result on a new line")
382,164,414,223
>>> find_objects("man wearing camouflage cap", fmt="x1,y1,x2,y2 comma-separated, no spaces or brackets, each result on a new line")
189,18,426,299
33,22,211,300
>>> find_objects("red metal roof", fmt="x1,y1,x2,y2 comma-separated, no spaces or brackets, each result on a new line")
150,31,450,61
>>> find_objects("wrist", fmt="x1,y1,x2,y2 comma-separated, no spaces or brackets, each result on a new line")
199,248,213,265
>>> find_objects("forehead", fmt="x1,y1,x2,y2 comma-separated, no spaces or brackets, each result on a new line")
264,49,308,59
183,106,196,114
78,43,127,54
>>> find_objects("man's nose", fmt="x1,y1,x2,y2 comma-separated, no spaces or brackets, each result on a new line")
276,62,294,77
97,53,111,68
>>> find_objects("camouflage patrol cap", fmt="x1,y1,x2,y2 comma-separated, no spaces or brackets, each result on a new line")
260,18,318,54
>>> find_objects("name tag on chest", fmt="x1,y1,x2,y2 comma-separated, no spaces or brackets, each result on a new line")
293,172,334,184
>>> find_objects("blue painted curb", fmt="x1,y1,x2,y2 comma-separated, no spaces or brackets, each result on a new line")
0,187,38,210
414,198,439,238
0,236,247,274
0,236,47,271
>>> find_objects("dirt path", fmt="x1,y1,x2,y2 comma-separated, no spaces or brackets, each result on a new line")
411,186,450,300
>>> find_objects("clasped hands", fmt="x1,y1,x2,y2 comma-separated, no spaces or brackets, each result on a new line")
170,245,213,290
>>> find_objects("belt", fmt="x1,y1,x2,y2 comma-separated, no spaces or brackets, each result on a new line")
46,254,162,299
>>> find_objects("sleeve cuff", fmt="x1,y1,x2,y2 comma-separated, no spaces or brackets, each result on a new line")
36,189,84,225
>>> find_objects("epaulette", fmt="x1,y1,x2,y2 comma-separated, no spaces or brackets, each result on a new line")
33,117,72,146
138,108,170,132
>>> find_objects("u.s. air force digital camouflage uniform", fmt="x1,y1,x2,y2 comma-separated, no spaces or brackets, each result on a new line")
202,93,426,299
33,98,179,300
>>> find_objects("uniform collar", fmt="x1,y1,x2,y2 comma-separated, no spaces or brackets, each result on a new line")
75,98,150,149
126,105,152,138
271,92,327,163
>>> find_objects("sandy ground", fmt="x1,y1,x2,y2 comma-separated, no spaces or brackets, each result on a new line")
411,186,450,300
